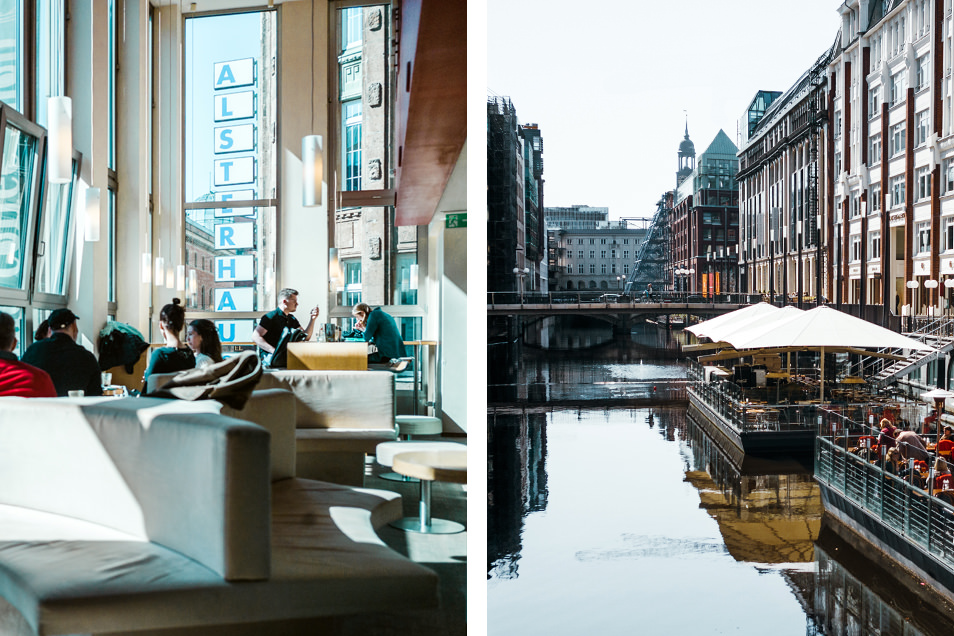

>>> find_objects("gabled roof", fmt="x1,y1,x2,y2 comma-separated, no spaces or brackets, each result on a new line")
701,130,738,158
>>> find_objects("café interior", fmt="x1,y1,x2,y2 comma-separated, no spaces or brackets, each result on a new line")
0,0,466,634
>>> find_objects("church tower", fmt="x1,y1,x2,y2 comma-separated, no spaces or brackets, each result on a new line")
676,122,695,186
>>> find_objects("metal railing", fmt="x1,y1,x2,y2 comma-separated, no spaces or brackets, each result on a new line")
686,359,819,434
487,290,763,307
816,410,954,570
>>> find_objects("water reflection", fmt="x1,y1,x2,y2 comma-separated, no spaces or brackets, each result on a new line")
684,415,821,566
488,321,687,404
487,408,549,579
811,522,954,635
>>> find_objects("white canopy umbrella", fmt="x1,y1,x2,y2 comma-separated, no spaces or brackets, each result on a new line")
723,306,934,401
718,305,804,347
686,302,780,342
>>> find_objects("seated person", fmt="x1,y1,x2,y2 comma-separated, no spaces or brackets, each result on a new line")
21,308,102,397
187,319,223,368
0,311,56,397
878,418,898,449
143,298,195,384
943,426,954,443
896,428,930,462
252,288,318,366
350,302,408,371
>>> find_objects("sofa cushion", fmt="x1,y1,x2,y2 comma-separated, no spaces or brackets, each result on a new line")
0,479,437,636
0,397,271,582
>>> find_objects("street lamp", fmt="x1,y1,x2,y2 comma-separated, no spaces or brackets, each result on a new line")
616,275,621,290
513,267,530,304
926,279,939,317
906,279,919,330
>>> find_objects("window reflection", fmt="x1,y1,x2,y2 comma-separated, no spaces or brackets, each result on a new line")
33,174,74,295
0,0,23,113
0,124,37,290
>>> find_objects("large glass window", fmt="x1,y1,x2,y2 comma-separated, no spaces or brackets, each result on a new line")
32,155,77,296
0,0,24,113
916,221,931,254
0,120,40,290
35,0,64,128
184,10,278,318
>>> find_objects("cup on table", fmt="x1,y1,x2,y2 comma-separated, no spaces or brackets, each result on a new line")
67,390,85,398
101,372,112,388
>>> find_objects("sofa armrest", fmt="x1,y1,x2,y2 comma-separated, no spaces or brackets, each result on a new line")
0,397,271,581
258,370,395,431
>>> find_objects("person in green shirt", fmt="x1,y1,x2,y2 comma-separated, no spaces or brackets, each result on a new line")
351,303,408,371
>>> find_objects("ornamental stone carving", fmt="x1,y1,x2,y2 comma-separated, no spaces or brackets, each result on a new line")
368,158,382,181
367,9,382,31
368,236,382,259
368,83,382,107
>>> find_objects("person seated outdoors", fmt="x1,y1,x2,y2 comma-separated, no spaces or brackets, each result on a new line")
0,311,56,397
896,427,930,462
935,458,954,491
252,288,318,364
22,308,102,397
884,448,904,476
186,319,223,368
924,409,939,436
350,302,408,371
878,418,898,449
143,299,195,385
942,426,954,443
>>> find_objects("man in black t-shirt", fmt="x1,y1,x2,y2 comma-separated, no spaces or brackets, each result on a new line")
21,308,103,397
252,288,318,361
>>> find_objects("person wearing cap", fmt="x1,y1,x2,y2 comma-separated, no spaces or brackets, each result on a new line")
21,308,102,397
0,311,56,397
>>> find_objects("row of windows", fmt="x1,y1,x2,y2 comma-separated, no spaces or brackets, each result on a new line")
568,250,631,260
565,263,631,274
564,237,636,245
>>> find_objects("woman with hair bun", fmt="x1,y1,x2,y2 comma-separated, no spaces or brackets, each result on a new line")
187,318,223,368
143,298,195,384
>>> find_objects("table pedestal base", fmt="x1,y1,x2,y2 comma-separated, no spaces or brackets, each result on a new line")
389,478,464,534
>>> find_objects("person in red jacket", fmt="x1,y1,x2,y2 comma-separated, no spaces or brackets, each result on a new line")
0,311,56,398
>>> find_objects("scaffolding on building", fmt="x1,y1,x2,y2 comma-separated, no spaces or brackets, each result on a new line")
623,195,672,294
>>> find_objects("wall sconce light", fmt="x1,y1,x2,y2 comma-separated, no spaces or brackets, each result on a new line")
328,247,342,288
141,252,152,284
48,97,72,184
84,187,100,242
154,256,165,287
302,135,323,207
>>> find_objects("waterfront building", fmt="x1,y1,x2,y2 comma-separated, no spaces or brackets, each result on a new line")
736,50,833,302
547,225,647,291
487,96,546,293
0,1,466,630
826,0,944,315
670,129,741,295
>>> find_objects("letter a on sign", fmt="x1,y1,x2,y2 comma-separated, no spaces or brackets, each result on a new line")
213,58,255,90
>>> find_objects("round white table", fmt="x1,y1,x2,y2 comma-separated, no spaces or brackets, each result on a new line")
390,450,466,534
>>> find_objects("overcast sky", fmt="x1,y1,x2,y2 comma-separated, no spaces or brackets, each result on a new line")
488,0,843,222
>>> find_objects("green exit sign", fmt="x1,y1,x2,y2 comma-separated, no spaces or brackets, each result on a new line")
445,213,467,228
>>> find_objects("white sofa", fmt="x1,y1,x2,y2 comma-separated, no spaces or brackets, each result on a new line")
148,369,399,485
0,396,437,636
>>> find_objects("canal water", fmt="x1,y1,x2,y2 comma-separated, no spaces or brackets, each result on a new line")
488,317,954,635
